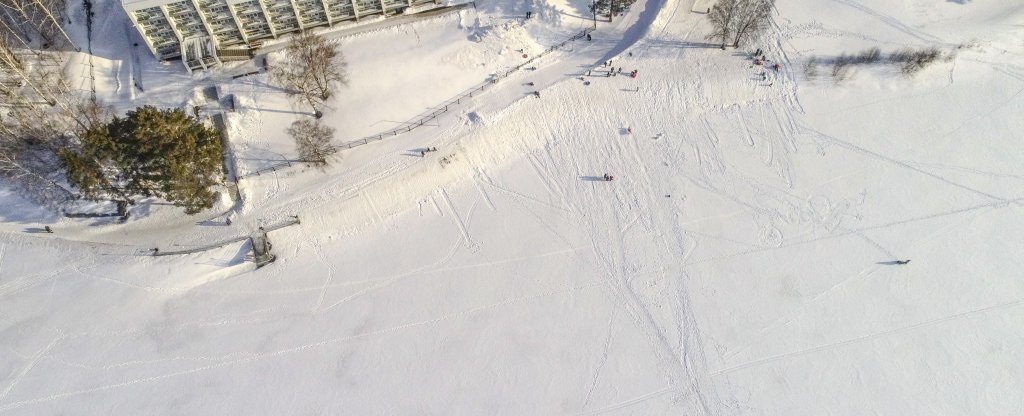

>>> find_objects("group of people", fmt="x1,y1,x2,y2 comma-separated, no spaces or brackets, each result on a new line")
751,48,780,84
419,147,438,157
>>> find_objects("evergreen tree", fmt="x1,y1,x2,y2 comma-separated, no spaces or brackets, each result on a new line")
60,106,223,215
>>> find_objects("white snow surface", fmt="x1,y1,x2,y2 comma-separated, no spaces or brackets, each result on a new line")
2,0,1023,414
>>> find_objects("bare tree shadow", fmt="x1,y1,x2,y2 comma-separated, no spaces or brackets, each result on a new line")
236,106,315,116
876,260,910,265
404,148,429,157
196,240,252,267
196,219,231,226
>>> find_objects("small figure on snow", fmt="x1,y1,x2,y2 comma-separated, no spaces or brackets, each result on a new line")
526,11,532,19
627,127,633,134
602,174,614,181
587,34,592,41
773,63,780,71
533,91,541,98
44,225,52,233
895,259,911,265
527,81,535,86
420,150,426,157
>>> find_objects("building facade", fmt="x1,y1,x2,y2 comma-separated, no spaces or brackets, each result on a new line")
123,0,437,71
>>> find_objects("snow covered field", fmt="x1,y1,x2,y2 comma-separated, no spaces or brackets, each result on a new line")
1,0,1023,414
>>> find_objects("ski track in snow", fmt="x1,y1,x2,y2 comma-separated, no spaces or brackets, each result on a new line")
471,169,497,211
439,187,479,251
580,386,673,415
714,297,1024,377
0,280,604,412
0,336,61,403
580,309,617,413
801,126,1022,206
734,105,756,147
3,0,1023,413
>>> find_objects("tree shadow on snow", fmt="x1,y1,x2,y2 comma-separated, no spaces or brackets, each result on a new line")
195,239,251,267
404,148,429,157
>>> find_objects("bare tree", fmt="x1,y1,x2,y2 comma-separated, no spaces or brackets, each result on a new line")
287,119,335,165
730,0,774,48
706,0,774,49
271,31,348,117
0,0,75,50
705,0,738,49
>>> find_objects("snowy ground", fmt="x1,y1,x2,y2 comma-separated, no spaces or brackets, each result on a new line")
1,0,1023,414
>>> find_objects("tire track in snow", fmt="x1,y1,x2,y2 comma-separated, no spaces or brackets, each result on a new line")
310,232,339,312
526,152,567,207
0,336,60,403
439,187,479,252
580,386,673,415
801,126,1021,205
471,169,497,211
320,233,463,312
0,281,603,412
733,105,755,147
714,297,1024,377
759,103,794,187
581,309,617,413
622,117,722,413
828,0,946,45
478,177,573,213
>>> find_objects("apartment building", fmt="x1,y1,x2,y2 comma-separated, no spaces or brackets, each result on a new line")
123,0,438,72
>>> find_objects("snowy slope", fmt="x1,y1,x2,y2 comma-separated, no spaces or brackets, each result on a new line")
1,0,1023,414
